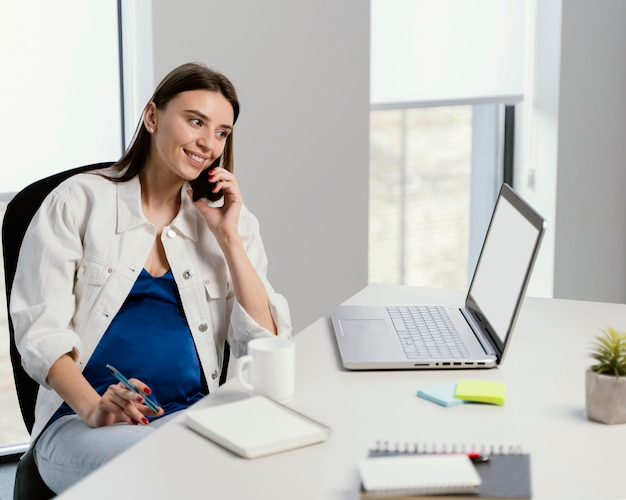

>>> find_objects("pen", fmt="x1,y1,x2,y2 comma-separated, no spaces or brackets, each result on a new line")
467,452,489,463
105,364,159,413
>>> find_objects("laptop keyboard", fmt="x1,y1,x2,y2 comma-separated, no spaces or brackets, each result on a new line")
387,306,470,359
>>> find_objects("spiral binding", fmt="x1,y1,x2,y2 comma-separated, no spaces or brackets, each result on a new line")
369,440,523,458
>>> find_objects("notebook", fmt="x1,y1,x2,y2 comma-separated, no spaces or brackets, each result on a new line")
185,396,330,459
363,442,531,499
359,454,482,498
330,184,546,370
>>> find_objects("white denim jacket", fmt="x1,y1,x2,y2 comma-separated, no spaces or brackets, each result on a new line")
10,167,292,441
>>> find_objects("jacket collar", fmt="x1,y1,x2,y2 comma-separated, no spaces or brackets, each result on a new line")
116,175,199,241
170,183,199,241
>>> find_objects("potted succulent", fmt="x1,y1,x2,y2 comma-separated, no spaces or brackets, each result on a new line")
586,327,626,424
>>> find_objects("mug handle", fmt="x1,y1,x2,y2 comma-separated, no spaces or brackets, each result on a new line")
236,355,255,392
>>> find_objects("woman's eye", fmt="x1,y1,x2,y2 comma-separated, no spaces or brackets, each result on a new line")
191,118,203,127
216,130,230,139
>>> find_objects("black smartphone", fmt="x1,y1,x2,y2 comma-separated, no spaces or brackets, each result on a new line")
190,156,223,202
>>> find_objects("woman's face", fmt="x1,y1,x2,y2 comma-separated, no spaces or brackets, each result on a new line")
145,89,234,181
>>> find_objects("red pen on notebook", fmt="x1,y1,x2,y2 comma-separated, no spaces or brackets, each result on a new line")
467,452,489,463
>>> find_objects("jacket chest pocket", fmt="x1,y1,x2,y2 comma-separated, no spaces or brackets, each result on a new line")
199,275,229,339
75,257,115,309
203,277,228,300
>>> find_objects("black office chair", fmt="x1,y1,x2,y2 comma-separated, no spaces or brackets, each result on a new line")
2,163,231,499
3,163,113,499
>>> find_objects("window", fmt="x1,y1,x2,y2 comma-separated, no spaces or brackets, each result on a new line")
0,1,123,198
370,106,472,288
369,0,524,288
0,0,129,451
370,103,513,289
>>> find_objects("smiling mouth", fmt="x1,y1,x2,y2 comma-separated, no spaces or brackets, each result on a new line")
185,150,208,165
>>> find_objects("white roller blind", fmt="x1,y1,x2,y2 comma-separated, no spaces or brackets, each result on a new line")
0,0,122,196
371,0,525,108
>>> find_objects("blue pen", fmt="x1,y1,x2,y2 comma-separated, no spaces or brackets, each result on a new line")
106,364,159,413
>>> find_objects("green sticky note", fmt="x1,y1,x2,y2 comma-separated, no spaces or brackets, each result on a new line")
455,379,506,406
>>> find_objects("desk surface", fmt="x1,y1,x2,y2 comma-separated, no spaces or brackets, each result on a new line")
59,285,626,499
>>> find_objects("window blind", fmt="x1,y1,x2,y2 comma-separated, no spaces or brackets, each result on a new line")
0,0,122,196
370,0,525,109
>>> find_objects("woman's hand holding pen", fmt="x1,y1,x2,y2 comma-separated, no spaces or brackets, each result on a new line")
88,377,163,428
47,353,164,429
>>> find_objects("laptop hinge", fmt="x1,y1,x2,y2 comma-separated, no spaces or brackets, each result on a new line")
460,308,498,357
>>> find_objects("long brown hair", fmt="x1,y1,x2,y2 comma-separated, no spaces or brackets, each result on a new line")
112,62,240,181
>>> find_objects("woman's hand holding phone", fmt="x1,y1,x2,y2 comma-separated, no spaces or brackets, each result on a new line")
190,156,224,202
188,163,243,242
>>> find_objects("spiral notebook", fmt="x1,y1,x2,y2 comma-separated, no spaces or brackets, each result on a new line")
362,442,532,499
359,454,481,498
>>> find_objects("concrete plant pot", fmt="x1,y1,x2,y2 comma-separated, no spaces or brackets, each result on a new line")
586,369,626,424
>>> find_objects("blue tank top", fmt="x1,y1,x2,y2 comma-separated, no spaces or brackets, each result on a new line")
50,268,206,424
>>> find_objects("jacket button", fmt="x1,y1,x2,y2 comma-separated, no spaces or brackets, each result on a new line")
183,269,193,279
211,370,219,380
198,323,208,332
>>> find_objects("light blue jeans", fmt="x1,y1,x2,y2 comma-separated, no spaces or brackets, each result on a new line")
34,412,181,494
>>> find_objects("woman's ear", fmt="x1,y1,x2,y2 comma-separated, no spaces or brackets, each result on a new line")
143,102,157,132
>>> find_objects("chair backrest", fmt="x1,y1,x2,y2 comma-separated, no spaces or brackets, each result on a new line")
2,163,113,432
2,162,230,433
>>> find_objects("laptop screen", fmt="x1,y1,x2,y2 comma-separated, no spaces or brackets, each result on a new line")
466,185,545,356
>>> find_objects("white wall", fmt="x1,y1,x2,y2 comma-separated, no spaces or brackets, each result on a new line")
519,0,626,304
151,1,370,332
554,0,626,303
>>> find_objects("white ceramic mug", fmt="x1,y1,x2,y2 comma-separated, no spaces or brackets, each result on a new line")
236,337,295,404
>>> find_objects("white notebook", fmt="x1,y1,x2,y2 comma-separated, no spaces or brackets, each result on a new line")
358,454,482,497
185,396,330,459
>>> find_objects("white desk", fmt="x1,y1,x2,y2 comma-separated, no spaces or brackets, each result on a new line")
59,284,626,499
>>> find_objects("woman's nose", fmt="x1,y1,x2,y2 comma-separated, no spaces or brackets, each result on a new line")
197,131,215,151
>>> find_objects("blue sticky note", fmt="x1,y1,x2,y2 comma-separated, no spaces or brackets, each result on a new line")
417,383,468,407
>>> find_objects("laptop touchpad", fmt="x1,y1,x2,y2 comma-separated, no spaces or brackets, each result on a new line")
339,319,390,343
337,318,402,362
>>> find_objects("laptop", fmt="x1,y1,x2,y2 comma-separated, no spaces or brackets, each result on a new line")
330,184,546,370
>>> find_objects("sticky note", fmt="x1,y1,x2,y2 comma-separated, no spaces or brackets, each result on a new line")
417,383,468,407
455,379,506,406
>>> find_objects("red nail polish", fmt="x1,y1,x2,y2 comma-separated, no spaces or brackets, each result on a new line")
143,387,151,395
142,417,148,425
